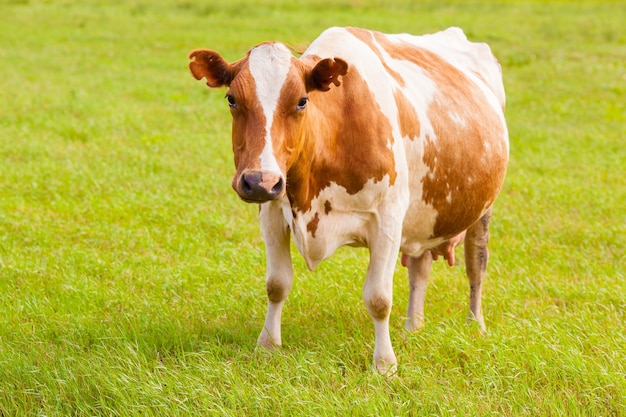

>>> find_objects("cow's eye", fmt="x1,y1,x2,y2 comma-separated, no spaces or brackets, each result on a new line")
296,97,308,110
226,94,236,108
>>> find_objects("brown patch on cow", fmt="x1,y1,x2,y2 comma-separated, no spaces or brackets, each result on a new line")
367,294,391,320
383,62,405,87
324,200,332,214
266,278,288,303
286,65,397,214
306,212,320,237
394,89,420,140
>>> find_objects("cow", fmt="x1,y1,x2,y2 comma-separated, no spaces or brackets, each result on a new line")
188,26,509,373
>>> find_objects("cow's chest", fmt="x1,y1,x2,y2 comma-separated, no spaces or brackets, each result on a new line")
284,176,399,270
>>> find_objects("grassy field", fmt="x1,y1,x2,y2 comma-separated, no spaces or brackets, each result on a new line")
1,0,624,415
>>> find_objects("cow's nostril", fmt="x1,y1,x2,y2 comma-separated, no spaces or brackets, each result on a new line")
271,177,284,195
241,176,253,193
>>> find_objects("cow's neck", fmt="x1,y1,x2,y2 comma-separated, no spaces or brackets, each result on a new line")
284,96,339,215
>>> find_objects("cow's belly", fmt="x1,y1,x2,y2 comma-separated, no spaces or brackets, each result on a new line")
398,200,443,257
399,199,491,258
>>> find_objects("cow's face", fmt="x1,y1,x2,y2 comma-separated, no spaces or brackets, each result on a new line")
189,44,347,203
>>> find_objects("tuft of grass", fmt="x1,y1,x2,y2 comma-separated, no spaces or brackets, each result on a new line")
1,0,625,415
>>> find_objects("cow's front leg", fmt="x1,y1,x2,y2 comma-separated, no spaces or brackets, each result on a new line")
257,202,293,349
363,229,402,374
404,251,433,331
463,208,492,333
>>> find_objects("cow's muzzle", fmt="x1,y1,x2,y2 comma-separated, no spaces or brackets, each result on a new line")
234,170,285,202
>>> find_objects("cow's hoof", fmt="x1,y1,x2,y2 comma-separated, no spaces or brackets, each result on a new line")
257,331,281,350
466,315,487,336
374,358,398,376
404,318,425,332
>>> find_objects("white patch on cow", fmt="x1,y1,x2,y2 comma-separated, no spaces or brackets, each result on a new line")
249,43,292,175
483,140,491,152
448,111,466,127
289,174,404,270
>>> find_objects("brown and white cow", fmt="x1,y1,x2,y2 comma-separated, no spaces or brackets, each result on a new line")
189,27,509,373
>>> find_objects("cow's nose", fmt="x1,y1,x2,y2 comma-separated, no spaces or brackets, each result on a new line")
237,170,285,202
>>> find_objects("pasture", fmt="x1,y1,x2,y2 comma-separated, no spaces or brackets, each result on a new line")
0,0,624,415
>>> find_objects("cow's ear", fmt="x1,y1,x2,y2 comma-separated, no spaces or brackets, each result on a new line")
306,58,348,92
188,49,238,88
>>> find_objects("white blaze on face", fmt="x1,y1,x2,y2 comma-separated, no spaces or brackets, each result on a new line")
248,43,292,175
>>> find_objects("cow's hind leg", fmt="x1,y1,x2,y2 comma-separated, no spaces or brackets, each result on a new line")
463,208,492,333
404,251,433,331
257,203,294,349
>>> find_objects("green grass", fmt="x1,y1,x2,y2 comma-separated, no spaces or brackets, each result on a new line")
1,0,625,415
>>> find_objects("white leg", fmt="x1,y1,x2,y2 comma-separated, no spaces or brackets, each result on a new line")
363,227,402,374
463,209,492,333
257,202,293,348
404,251,433,331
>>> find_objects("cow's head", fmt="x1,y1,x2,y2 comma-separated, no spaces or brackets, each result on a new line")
189,43,348,203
